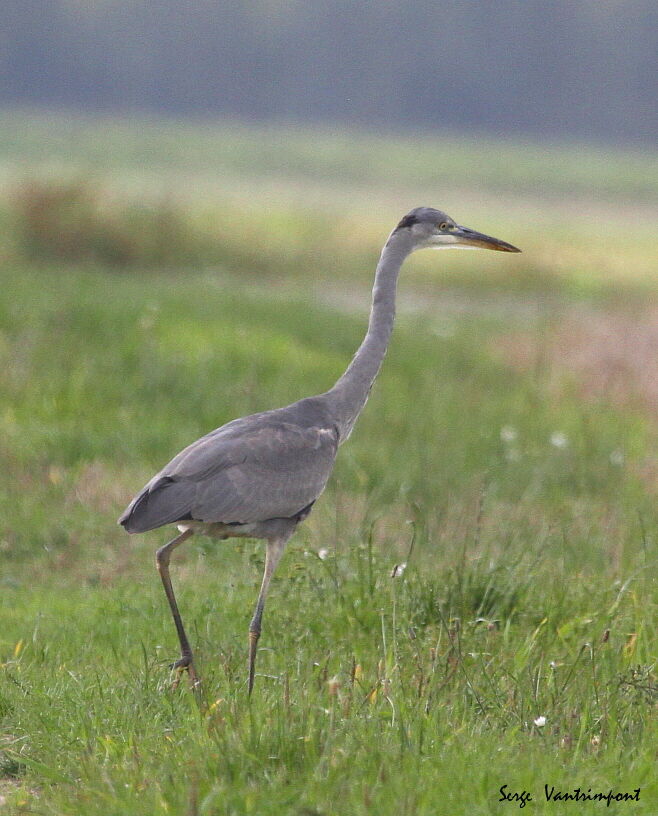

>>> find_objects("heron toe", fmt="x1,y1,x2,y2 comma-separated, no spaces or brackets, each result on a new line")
169,655,200,689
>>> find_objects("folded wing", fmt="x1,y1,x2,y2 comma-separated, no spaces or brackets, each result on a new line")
119,411,339,533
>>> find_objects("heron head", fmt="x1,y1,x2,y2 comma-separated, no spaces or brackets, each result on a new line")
395,207,521,253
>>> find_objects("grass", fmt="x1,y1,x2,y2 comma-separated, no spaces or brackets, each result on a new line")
0,113,656,813
0,259,656,814
1,111,657,200
1,112,657,296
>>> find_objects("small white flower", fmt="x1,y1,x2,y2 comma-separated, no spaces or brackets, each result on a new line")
318,548,329,561
390,562,407,578
609,450,624,466
500,425,518,443
550,432,569,449
533,716,547,727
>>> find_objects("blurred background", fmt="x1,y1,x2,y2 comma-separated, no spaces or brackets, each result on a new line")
0,0,656,280
2,0,657,142
0,0,656,559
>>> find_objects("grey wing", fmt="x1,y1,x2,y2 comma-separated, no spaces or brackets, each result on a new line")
119,418,339,533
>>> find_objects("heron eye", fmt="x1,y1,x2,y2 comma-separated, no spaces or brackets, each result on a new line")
438,222,449,231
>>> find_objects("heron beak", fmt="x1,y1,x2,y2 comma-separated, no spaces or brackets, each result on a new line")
453,225,521,252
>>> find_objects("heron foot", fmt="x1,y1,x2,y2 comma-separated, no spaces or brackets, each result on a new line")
169,655,201,690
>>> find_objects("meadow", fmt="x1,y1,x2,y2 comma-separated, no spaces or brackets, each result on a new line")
0,114,656,814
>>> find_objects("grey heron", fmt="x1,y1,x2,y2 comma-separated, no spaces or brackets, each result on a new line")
119,207,520,693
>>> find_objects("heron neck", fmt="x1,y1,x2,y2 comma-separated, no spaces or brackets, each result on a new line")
326,229,413,441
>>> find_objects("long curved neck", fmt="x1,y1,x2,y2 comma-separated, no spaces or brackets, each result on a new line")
325,228,414,441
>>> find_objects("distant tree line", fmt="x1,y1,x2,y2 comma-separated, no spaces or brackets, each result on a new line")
1,0,656,144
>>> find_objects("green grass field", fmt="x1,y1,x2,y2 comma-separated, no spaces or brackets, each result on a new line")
1,112,657,295
0,115,656,814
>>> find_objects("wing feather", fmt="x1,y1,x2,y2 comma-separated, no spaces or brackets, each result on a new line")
119,406,338,533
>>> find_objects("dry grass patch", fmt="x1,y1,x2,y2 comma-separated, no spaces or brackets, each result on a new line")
66,461,136,518
495,305,658,417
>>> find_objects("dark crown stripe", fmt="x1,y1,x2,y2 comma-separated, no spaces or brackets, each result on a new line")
395,213,419,230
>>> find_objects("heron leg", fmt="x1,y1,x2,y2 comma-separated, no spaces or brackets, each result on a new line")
248,535,289,695
155,528,199,688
